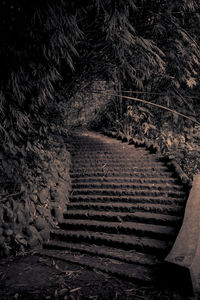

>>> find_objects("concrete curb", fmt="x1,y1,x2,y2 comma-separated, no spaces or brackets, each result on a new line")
165,174,200,293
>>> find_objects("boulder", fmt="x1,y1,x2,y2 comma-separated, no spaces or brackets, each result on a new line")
38,188,49,204
35,216,47,231
40,228,50,241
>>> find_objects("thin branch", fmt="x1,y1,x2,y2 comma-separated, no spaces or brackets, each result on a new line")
91,90,200,125
90,89,200,100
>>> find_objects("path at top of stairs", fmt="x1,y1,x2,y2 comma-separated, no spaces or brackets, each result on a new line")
38,131,187,285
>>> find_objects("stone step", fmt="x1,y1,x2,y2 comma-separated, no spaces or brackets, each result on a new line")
71,163,165,169
71,188,185,198
72,176,180,184
71,157,161,163
71,166,169,173
59,219,176,240
50,229,170,256
38,248,157,284
71,153,158,159
69,195,185,206
72,182,183,191
71,157,162,162
69,143,143,148
42,130,187,286
67,202,184,216
68,143,139,147
70,148,128,152
63,209,182,226
70,171,174,178
43,240,159,266
70,150,151,155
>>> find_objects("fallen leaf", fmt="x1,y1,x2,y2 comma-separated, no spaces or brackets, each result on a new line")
23,266,32,272
64,270,76,276
70,287,82,293
38,257,48,263
0,272,6,281
109,259,123,264
124,288,136,292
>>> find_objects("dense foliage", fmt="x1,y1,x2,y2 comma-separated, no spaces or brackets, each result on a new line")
0,0,82,188
0,0,200,187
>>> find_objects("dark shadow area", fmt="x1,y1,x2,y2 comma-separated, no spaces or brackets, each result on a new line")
155,262,194,297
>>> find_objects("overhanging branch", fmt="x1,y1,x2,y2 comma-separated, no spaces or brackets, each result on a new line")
91,90,200,126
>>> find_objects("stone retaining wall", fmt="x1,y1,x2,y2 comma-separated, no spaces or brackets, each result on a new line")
0,140,71,256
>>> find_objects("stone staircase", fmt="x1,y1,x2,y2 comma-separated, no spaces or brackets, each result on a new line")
39,131,187,285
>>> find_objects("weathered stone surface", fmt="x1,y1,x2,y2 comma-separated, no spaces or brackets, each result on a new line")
26,226,37,238
35,217,47,231
23,226,34,237
40,228,50,240
30,194,38,203
28,237,41,248
165,174,200,293
0,143,71,256
17,210,27,226
50,189,66,203
29,201,37,216
53,207,63,223
36,205,46,216
13,224,23,234
3,206,13,222
39,188,49,204
50,186,57,201
14,233,27,246
50,169,59,182
27,226,42,248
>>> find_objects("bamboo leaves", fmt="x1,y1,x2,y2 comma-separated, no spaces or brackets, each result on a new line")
0,0,200,188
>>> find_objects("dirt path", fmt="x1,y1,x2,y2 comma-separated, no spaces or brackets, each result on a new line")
0,252,196,299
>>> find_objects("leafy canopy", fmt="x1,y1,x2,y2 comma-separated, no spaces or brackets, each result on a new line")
0,0,199,156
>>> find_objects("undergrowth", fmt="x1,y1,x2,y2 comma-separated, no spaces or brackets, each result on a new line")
90,99,200,181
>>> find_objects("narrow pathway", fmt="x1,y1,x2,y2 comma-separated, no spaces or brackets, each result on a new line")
39,131,187,285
